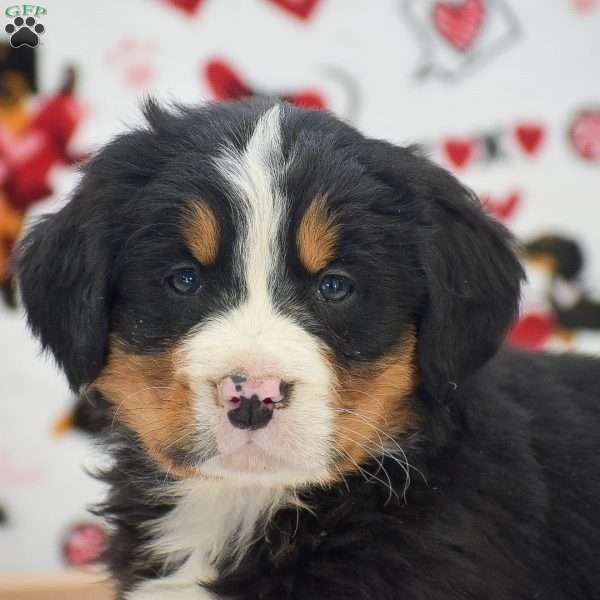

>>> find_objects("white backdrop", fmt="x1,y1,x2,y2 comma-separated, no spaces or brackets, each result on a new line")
1,0,599,572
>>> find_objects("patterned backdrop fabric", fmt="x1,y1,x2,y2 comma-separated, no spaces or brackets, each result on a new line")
0,0,599,573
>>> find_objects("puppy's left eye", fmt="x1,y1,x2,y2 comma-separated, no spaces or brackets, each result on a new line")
167,268,202,295
318,273,354,302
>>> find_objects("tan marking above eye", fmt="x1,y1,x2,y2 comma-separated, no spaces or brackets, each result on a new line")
297,193,340,274
330,328,419,477
184,200,220,266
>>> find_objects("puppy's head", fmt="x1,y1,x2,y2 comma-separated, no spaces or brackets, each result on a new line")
18,99,524,487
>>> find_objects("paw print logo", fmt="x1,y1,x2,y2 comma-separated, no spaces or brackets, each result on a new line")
5,16,45,48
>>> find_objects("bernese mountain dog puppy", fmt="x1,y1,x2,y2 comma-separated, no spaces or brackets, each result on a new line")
17,99,600,599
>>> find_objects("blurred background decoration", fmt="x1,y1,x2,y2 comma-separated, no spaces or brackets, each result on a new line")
0,0,599,578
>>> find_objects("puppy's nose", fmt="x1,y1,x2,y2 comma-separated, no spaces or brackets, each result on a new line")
219,375,289,430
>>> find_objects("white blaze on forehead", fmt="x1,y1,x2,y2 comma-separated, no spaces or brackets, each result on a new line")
215,104,286,307
180,103,334,486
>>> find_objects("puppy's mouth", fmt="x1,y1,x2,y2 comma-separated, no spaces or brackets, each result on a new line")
163,413,325,481
164,441,326,486
201,441,302,476
203,418,322,480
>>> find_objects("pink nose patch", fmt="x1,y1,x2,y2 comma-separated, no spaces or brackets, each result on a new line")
218,375,289,430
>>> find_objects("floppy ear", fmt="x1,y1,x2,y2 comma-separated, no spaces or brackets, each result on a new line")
362,140,525,399
17,190,109,391
17,100,178,391
414,162,524,398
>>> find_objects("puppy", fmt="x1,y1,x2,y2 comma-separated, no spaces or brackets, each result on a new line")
18,99,600,599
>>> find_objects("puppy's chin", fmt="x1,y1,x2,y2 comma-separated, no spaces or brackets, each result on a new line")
198,446,329,487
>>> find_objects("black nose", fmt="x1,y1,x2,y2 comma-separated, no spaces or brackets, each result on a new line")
227,395,273,430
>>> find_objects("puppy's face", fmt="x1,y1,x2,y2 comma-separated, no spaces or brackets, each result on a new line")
19,100,524,488
93,104,420,485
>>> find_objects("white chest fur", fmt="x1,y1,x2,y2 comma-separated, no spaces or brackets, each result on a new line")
126,480,290,599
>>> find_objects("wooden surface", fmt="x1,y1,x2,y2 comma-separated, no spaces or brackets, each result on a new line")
0,571,115,600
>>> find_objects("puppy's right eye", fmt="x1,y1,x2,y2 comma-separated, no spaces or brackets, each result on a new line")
166,268,202,295
318,273,354,302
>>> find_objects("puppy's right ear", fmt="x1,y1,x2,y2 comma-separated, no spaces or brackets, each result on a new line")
18,190,109,391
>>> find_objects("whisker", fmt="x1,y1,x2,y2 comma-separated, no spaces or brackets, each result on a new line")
161,429,196,452
338,424,412,499
331,441,399,504
335,430,398,504
335,406,428,494
331,462,351,493
108,384,179,429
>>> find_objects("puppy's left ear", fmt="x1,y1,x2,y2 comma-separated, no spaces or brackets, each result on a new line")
362,140,525,399
17,190,110,392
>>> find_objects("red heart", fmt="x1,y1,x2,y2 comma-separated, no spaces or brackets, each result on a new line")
267,0,320,20
62,522,107,568
572,0,599,13
508,313,555,350
514,123,545,155
204,59,253,101
162,0,204,15
443,138,474,169
432,0,485,52
481,191,521,222
284,91,326,109
204,59,328,110
569,109,600,161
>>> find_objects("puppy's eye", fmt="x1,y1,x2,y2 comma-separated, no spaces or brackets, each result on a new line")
318,273,354,302
166,268,201,295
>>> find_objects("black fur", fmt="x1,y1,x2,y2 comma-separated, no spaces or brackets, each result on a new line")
207,348,600,600
92,427,181,588
17,99,600,599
